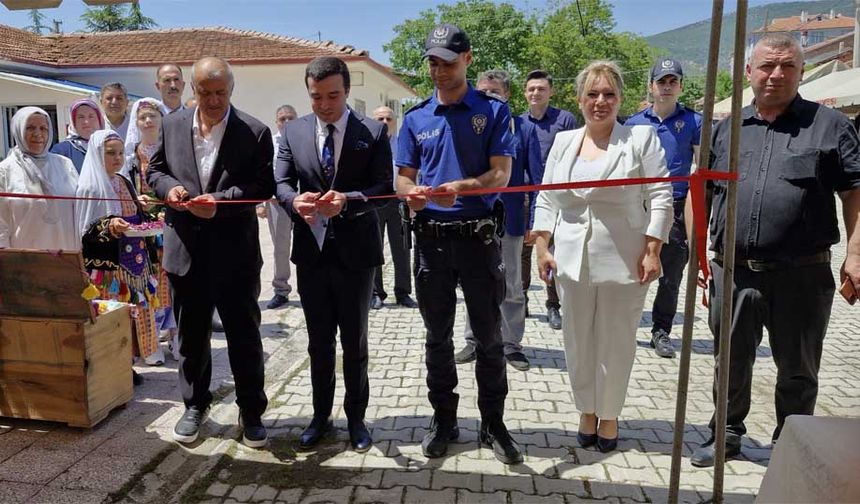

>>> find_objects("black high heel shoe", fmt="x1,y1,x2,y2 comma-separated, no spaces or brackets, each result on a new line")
596,435,618,453
577,431,598,447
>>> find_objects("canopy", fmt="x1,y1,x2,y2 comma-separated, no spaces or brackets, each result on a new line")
713,63,859,118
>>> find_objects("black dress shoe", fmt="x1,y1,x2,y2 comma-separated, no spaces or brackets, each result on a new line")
266,294,289,310
395,295,418,308
454,345,476,364
690,437,742,467
212,312,224,332
505,352,530,371
370,295,384,310
597,435,618,453
348,421,373,452
547,306,562,330
421,417,459,458
480,420,523,465
299,416,333,449
577,431,598,448
239,412,268,448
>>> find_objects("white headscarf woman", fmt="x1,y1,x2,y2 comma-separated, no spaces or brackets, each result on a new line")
0,106,79,250
75,129,125,237
122,98,167,180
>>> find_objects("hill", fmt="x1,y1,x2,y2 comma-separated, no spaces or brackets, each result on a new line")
645,0,856,73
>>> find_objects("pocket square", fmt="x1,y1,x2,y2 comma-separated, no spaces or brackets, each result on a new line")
355,140,370,150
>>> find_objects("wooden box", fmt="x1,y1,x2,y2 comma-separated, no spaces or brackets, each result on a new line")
0,249,133,428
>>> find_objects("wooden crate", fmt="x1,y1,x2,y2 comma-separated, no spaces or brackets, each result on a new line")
0,249,133,428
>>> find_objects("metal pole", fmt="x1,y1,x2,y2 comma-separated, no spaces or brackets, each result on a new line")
713,0,747,502
668,1,724,502
853,0,859,69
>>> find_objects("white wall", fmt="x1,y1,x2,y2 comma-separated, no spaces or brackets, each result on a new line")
59,61,415,136
0,78,91,157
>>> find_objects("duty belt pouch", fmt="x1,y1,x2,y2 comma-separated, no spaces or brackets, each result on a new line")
475,219,496,245
492,199,506,238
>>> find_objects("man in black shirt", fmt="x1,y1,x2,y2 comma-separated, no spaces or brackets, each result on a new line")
691,33,860,467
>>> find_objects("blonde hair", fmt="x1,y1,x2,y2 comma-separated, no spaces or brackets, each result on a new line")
575,60,625,99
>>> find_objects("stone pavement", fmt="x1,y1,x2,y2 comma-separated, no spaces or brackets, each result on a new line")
2,215,860,503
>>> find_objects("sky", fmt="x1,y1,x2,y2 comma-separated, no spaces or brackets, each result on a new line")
1,0,791,66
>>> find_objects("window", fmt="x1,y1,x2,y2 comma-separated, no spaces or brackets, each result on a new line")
353,98,366,116
1,105,60,158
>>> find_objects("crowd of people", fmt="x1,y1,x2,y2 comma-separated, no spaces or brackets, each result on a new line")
0,23,858,471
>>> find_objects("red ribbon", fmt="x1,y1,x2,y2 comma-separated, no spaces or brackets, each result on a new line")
1,169,737,298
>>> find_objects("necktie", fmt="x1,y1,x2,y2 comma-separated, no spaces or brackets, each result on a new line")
321,123,335,187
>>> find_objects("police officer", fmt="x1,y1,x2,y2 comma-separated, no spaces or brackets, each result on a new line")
625,58,702,358
396,24,522,464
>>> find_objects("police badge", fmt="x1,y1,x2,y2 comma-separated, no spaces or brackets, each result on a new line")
472,114,487,134
674,119,685,133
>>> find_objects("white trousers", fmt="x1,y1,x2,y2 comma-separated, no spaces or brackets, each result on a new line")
556,278,648,419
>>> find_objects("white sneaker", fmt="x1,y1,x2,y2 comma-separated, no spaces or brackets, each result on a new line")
144,348,165,366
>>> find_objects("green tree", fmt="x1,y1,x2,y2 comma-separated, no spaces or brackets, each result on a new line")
526,0,657,118
25,9,47,35
384,0,533,112
80,2,157,32
125,1,158,31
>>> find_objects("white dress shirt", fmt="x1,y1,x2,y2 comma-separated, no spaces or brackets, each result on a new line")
310,108,350,250
192,106,230,191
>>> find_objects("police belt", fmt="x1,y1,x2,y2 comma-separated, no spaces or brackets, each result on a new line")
713,250,831,272
413,216,495,240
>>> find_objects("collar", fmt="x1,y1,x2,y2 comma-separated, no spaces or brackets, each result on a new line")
645,103,684,122
430,85,477,112
743,94,804,122
528,105,555,122
315,107,350,134
193,105,231,131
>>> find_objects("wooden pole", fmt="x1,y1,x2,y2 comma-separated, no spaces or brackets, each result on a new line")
713,0,747,501
667,1,724,502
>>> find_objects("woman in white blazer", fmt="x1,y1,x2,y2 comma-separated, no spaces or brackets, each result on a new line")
532,61,672,453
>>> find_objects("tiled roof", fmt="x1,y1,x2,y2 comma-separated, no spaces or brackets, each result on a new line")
0,24,368,67
754,14,855,33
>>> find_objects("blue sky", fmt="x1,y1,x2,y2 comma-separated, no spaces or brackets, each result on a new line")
2,0,787,65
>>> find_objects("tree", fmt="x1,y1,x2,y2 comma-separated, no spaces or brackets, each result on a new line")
525,0,657,118
25,9,47,35
384,0,533,111
80,1,158,32
125,1,158,31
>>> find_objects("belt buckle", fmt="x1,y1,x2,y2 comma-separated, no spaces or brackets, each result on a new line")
745,259,769,272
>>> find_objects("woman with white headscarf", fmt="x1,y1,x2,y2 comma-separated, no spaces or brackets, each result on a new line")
77,129,165,370
51,98,105,174
122,97,178,357
0,107,79,250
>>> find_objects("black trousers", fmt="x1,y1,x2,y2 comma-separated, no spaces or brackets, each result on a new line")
373,203,412,300
708,259,833,441
169,263,267,420
415,233,507,425
651,199,689,335
296,240,373,423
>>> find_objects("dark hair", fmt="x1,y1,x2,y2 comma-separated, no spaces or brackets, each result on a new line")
305,57,351,90
100,82,128,97
525,69,553,87
156,63,183,79
477,70,512,94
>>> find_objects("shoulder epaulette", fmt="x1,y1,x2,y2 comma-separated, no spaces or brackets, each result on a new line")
475,89,506,104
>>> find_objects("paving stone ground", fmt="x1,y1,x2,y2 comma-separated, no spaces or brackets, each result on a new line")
2,213,859,503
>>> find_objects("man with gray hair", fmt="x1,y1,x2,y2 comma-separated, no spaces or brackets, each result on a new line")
155,63,186,114
100,82,130,140
148,56,275,449
370,105,417,310
691,33,860,467
257,104,298,309
454,70,542,371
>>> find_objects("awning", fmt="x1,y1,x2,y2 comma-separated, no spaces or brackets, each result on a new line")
0,71,142,100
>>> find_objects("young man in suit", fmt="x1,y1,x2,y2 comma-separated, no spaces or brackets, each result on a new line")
275,56,393,453
147,57,275,448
